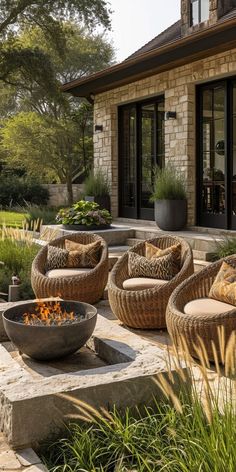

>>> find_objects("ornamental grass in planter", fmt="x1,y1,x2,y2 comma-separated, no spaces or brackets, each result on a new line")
84,169,111,212
56,200,112,231
150,166,187,231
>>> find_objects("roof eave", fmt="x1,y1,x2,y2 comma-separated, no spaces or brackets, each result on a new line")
62,17,236,98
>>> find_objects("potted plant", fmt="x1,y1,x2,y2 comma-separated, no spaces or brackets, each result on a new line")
84,169,111,212
150,166,187,231
56,200,112,231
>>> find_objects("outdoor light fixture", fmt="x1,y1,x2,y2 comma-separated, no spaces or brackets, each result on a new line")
165,111,177,120
95,125,103,132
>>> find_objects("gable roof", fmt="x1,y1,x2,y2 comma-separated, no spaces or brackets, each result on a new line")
220,7,236,20
126,20,181,60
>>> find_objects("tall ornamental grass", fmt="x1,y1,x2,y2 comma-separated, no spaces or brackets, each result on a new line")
150,166,187,201
43,329,236,472
84,169,110,197
213,236,236,260
0,227,39,299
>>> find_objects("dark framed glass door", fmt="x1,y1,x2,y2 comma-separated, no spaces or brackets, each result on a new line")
119,97,165,220
197,78,236,229
231,81,236,229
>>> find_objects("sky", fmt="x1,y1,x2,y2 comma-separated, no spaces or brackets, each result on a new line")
107,0,180,62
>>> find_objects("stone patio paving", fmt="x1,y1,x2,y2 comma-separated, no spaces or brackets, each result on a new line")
0,433,46,471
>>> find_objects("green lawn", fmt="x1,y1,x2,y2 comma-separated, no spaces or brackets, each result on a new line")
0,210,28,228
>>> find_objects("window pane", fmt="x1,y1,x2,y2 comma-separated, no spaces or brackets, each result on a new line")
232,84,236,215
191,0,199,25
141,104,155,209
201,86,226,216
201,0,209,22
120,107,136,208
203,89,212,119
214,87,225,120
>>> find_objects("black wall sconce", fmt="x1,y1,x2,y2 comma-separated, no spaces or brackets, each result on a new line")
165,111,177,120
95,124,103,132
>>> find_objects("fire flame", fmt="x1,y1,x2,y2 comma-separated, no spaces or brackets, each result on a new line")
23,300,76,326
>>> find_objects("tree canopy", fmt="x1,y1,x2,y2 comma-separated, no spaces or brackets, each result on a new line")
0,22,114,203
0,0,112,87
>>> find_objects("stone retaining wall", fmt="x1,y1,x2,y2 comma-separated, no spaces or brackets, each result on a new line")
42,184,84,207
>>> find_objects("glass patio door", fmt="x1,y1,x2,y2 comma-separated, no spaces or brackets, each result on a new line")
198,78,236,229
119,97,165,220
231,81,236,229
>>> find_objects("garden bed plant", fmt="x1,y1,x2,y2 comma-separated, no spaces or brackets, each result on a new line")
56,200,112,230
42,333,236,472
0,228,39,299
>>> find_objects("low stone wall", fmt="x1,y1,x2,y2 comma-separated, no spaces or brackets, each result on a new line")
42,184,84,207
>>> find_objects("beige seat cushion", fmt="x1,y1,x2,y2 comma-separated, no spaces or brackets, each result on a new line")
123,277,168,291
46,268,92,278
184,298,235,316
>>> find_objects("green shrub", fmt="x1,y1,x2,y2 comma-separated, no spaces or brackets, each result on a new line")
56,201,112,227
84,169,110,197
0,235,39,299
24,206,58,231
43,397,236,472
150,166,187,201
213,237,236,260
0,176,49,207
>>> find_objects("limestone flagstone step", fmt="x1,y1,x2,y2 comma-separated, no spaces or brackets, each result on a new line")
108,245,129,270
193,259,211,272
0,433,47,472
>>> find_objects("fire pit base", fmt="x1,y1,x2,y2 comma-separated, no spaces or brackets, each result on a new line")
0,306,186,450
3,300,97,361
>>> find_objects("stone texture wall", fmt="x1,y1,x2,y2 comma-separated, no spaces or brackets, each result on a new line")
93,47,236,226
42,184,84,207
181,0,218,37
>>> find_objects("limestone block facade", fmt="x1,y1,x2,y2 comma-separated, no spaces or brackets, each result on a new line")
93,48,236,226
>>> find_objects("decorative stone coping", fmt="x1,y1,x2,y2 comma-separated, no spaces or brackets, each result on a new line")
0,302,187,450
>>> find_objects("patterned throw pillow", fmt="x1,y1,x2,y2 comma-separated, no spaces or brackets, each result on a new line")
65,240,101,268
46,245,68,271
145,242,181,275
128,251,175,280
209,261,236,306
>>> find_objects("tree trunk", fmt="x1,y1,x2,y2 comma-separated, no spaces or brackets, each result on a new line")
66,175,73,206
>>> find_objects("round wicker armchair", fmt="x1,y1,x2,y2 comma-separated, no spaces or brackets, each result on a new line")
166,255,236,361
31,232,108,304
108,236,194,329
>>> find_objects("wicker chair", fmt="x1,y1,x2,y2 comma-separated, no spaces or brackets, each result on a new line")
31,232,109,304
108,236,194,329
166,255,236,361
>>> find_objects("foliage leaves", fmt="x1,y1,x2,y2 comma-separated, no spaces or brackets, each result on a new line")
151,165,187,201
0,23,114,203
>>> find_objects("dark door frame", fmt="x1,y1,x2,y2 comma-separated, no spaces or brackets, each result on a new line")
118,95,165,220
196,77,236,229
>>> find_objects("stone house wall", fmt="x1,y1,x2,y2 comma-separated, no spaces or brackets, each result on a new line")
93,47,236,225
42,184,84,207
181,0,225,37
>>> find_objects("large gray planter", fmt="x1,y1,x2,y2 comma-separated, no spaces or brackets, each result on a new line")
154,199,187,231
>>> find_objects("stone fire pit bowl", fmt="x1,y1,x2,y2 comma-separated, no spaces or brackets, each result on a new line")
2,300,97,361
